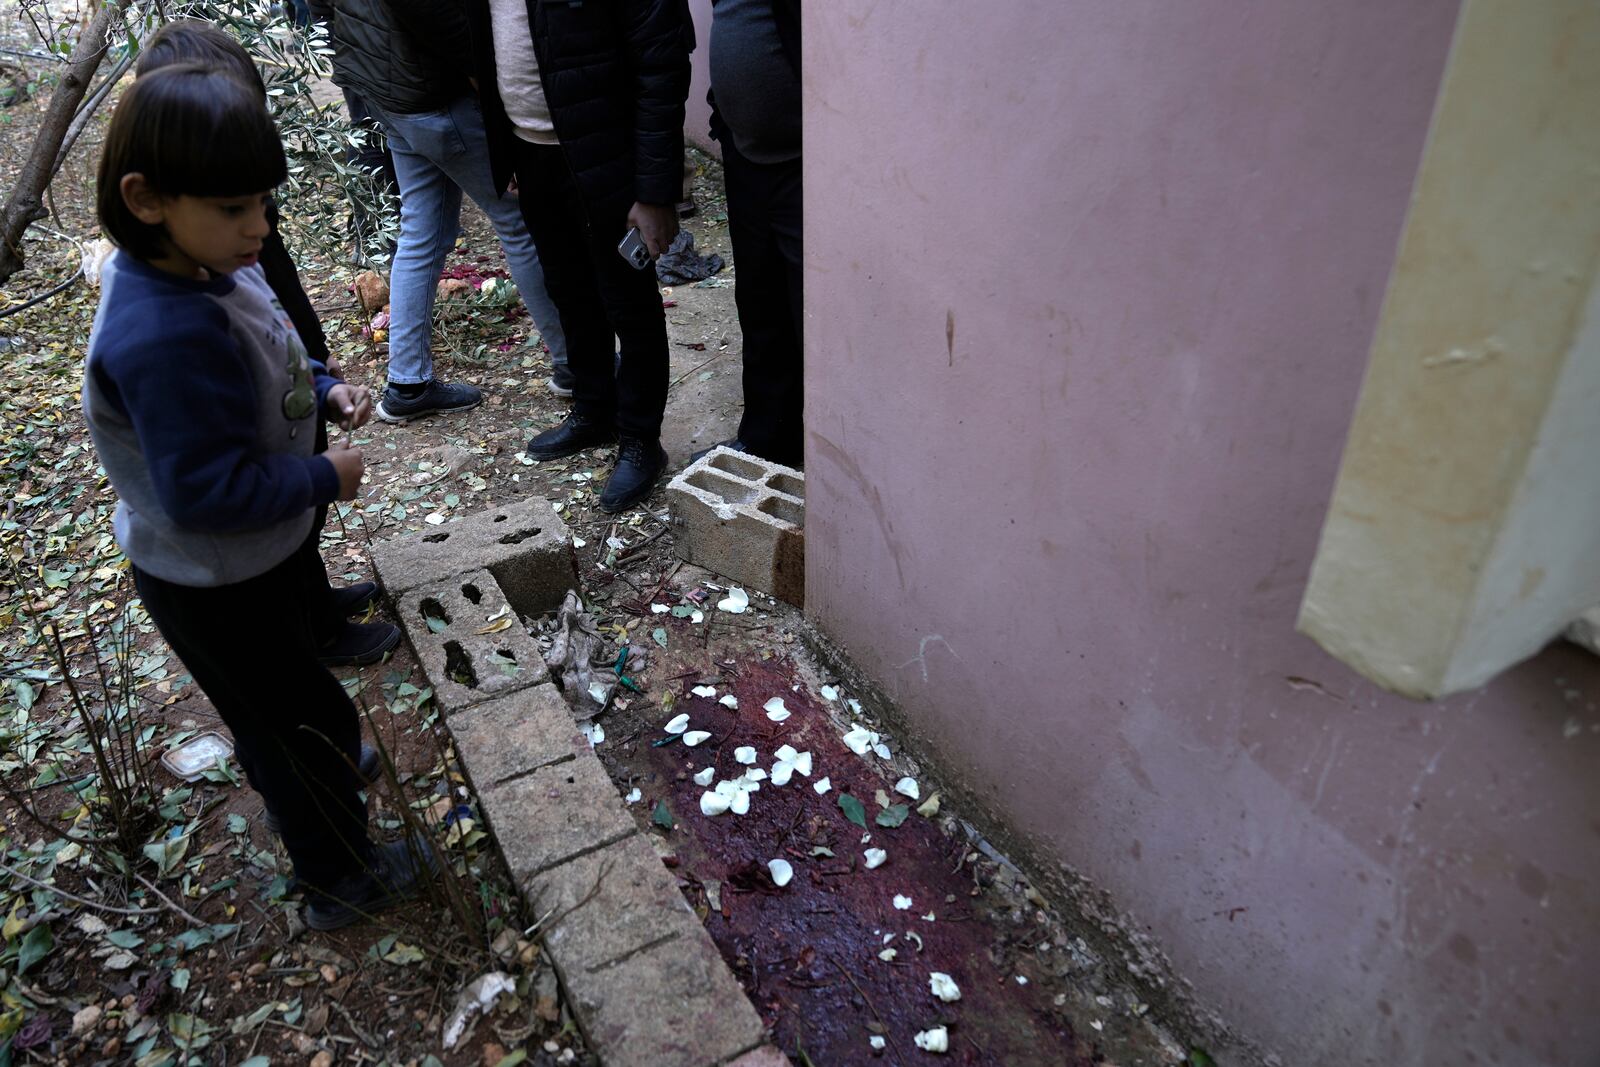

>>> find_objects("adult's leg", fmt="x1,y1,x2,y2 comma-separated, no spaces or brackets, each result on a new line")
580,197,670,443
511,141,620,426
132,538,369,889
435,96,569,376
375,108,465,386
724,138,804,466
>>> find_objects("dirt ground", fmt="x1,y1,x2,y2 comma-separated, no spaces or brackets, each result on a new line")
0,19,1201,1067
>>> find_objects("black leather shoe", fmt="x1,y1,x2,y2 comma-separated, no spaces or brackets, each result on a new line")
526,412,617,460
330,581,378,618
317,621,401,667
599,437,667,513
689,438,748,464
304,834,440,931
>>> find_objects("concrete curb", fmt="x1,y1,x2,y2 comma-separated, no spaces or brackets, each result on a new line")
377,503,772,1066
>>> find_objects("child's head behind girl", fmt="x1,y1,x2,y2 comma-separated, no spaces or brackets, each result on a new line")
135,18,267,99
96,64,286,280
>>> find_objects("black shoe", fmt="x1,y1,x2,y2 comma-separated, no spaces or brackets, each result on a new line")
690,438,748,465
375,379,482,423
304,834,440,932
526,412,617,460
599,437,667,513
330,581,378,618
690,438,803,470
264,744,384,835
317,621,401,667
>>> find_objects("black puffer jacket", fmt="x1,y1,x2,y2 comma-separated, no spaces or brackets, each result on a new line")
309,0,474,115
467,0,692,211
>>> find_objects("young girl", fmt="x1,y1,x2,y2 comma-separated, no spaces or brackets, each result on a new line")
85,65,432,930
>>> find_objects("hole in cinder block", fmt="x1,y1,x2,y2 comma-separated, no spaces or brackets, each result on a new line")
708,452,765,481
766,472,804,498
443,641,478,688
493,514,507,522
489,648,521,677
419,597,451,629
686,469,760,506
758,495,804,529
423,532,449,543
566,774,576,784
461,583,483,604
498,527,542,545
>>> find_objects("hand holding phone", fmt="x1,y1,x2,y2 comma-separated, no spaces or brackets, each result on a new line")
618,227,651,270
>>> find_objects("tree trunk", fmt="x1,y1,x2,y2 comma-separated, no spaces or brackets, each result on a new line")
0,0,119,285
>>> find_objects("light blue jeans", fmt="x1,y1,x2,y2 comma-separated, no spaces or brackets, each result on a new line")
374,95,568,385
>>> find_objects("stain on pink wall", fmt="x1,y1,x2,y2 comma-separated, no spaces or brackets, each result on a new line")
802,2,1600,1064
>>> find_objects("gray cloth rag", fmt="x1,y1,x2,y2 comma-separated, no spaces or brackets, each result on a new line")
655,231,724,285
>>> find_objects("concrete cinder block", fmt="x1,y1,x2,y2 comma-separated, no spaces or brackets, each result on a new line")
396,569,549,716
561,931,766,1067
479,755,635,882
526,832,705,975
450,683,583,792
665,447,804,606
723,1047,789,1067
371,496,577,618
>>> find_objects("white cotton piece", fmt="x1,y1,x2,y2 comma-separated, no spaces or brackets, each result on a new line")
813,777,832,794
767,858,793,887
682,731,712,746
869,1036,886,1051
624,788,641,804
699,791,731,816
820,685,839,701
914,1027,949,1054
581,722,605,746
792,751,813,776
744,768,768,783
719,694,739,709
873,742,892,760
665,713,690,734
693,766,716,786
864,848,887,869
717,587,750,613
764,697,788,716
691,685,717,698
731,790,751,816
929,972,961,1002
770,762,794,786
894,777,920,800
893,895,913,910
878,948,897,962
650,603,669,614
775,744,800,764
735,746,757,765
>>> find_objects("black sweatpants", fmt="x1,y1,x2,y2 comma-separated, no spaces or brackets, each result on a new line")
509,140,669,442
722,137,803,467
133,530,370,888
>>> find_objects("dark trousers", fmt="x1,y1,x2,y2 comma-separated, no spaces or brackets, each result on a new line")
509,140,668,441
133,531,369,888
723,138,803,466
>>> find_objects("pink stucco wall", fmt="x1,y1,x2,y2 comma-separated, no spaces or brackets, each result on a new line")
684,0,719,158
803,3,1600,1065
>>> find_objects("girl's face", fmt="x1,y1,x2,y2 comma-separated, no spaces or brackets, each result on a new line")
121,176,273,278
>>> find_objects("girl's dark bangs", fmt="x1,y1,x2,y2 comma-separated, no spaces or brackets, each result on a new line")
142,72,287,197
186,109,288,196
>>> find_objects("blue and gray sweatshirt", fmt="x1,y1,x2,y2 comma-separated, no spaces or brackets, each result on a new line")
82,252,341,587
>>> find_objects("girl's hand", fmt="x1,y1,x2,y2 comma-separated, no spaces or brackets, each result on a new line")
325,440,365,500
325,383,372,429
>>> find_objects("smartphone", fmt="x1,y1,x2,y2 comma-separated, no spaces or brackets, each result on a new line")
617,227,651,270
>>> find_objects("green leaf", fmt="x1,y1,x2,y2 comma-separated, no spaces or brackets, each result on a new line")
383,941,426,965
227,814,248,835
240,1057,273,1067
651,800,674,831
838,793,867,829
651,627,668,649
493,1051,528,1067
425,616,447,634
670,605,696,618
368,933,398,961
1188,1051,1216,1067
169,967,190,993
875,804,909,828
106,929,144,949
142,833,191,878
13,682,33,713
443,493,460,508
16,923,51,975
